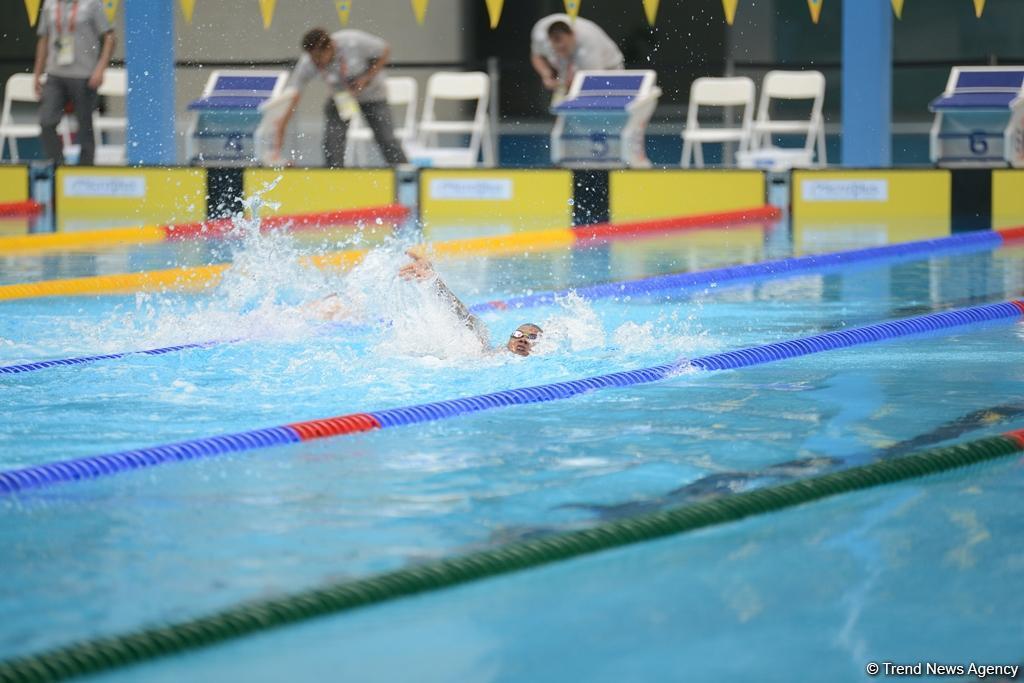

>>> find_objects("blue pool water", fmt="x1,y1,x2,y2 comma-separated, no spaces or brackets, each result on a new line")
1,214,1023,680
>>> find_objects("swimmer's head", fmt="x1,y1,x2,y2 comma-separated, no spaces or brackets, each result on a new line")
547,21,576,60
507,323,543,357
302,28,335,68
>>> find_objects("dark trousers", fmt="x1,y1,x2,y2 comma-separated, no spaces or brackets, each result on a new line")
323,98,408,168
39,75,97,166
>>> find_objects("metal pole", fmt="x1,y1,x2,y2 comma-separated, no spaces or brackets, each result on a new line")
488,56,500,167
125,0,176,165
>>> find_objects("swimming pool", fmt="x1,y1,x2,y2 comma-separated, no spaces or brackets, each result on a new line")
1,204,1023,681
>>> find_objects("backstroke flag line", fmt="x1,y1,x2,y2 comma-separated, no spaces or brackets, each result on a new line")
722,0,739,24
892,0,904,19
973,0,986,17
412,0,428,24
807,0,823,24
642,0,659,25
336,0,351,25
180,0,196,22
24,0,41,25
484,0,504,28
564,0,581,21
102,0,118,23
258,0,275,28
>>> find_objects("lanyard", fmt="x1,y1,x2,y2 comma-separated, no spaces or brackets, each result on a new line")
54,0,79,36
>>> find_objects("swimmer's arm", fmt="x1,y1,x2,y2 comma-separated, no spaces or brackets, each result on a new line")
432,278,489,345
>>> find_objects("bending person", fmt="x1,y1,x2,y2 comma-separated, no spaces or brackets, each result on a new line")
530,14,623,99
274,27,408,167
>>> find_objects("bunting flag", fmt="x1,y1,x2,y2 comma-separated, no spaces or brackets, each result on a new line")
258,0,275,28
642,0,659,25
23,0,41,26
411,0,428,24
180,0,197,22
973,0,985,17
335,0,351,25
564,0,580,21
722,0,739,24
484,0,503,28
891,0,904,18
807,0,823,23
102,0,118,22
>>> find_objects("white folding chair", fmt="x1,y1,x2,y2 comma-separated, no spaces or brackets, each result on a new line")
93,67,126,164
407,71,493,168
1,73,43,163
343,76,418,167
680,76,755,168
253,86,297,166
739,70,827,170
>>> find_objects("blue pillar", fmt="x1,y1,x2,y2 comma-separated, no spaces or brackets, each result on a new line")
124,0,176,165
841,0,892,167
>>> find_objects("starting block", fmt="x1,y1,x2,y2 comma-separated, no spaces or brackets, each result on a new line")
550,70,661,168
186,70,288,166
929,66,1024,168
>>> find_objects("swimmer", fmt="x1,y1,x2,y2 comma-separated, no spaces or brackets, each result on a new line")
398,251,543,357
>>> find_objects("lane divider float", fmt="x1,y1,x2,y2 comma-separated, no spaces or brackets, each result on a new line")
2,300,1021,495
0,205,410,255
0,200,43,218
1,428,1022,682
0,206,778,301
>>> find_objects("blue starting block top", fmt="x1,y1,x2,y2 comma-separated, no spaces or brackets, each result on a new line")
930,68,1024,111
552,73,656,114
188,73,286,111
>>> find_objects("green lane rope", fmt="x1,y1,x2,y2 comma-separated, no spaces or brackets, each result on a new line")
2,433,1022,683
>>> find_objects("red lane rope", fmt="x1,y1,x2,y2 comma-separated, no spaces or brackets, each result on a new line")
571,205,782,244
1005,429,1024,449
0,200,43,218
998,226,1024,243
164,204,410,241
1010,300,1024,315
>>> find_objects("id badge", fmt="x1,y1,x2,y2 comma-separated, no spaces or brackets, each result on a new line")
333,92,358,122
56,36,75,66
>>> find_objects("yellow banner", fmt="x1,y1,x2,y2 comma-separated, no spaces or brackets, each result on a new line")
484,0,504,28
102,0,118,22
258,0,275,28
807,0,823,23
722,0,738,24
23,0,41,25
411,0,428,24
642,0,659,25
891,0,904,18
335,0,351,25
564,0,580,21
180,0,196,22
973,0,985,17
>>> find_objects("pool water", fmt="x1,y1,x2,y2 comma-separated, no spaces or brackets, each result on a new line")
1,210,1023,680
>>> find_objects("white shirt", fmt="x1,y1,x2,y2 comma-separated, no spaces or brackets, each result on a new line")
530,14,624,72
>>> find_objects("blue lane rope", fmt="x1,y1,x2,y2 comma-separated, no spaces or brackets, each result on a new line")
2,299,1021,495
469,230,1003,313
0,230,1004,376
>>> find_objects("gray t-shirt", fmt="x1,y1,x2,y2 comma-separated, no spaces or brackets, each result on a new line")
37,0,112,80
288,30,389,103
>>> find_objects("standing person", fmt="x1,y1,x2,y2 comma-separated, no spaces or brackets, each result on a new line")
33,0,116,166
530,14,623,99
274,28,407,168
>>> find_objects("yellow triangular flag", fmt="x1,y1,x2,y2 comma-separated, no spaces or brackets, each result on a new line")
892,0,904,18
721,0,739,24
102,0,118,22
642,0,659,25
564,0,580,21
336,0,351,25
484,0,503,28
23,0,41,26
807,0,823,23
180,0,196,22
973,0,985,17
258,0,275,29
411,0,428,24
